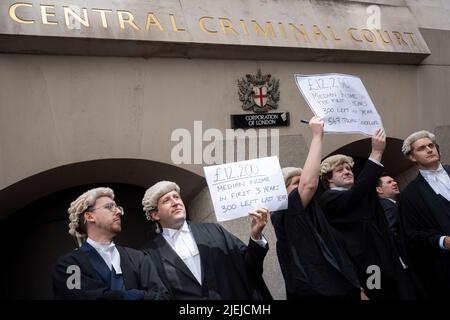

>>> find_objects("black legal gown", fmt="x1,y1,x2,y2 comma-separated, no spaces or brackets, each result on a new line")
400,165,450,298
319,160,423,300
271,189,361,300
142,222,273,300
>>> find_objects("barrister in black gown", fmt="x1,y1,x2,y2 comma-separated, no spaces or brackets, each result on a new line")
141,181,272,300
143,222,271,300
272,189,362,299
318,129,420,300
52,187,169,300
399,130,450,298
271,116,362,300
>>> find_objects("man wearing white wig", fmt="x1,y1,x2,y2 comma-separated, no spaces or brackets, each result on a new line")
400,130,450,298
271,116,363,300
318,129,424,300
141,181,272,300
52,187,169,300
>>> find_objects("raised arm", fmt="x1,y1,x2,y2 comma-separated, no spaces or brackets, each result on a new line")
369,128,386,162
298,116,324,208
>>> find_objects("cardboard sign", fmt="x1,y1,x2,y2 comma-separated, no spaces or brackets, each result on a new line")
204,156,288,222
295,73,383,135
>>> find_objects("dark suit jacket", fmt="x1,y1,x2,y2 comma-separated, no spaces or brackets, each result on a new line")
52,242,169,300
379,197,412,262
142,222,272,300
379,198,400,238
400,165,450,298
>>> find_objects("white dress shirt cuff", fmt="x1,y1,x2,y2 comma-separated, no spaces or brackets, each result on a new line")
251,235,268,248
439,236,446,250
368,157,383,167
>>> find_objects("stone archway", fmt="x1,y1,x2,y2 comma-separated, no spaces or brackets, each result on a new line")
0,158,206,222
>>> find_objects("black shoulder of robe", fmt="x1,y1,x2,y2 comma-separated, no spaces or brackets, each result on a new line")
142,222,273,300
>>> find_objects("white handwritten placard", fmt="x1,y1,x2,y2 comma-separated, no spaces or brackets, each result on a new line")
294,73,383,136
203,156,288,222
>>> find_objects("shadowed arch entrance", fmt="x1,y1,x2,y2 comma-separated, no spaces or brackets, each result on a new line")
322,137,416,188
0,159,205,221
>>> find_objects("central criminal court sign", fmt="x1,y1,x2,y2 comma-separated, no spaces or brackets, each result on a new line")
0,0,430,62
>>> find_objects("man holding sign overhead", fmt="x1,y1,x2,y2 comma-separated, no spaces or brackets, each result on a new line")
140,181,272,300
318,130,425,300
271,116,363,300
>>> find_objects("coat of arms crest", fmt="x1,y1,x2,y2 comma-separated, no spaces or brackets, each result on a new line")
238,69,280,113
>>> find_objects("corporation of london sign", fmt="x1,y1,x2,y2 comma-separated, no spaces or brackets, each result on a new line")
231,69,288,129
0,0,430,57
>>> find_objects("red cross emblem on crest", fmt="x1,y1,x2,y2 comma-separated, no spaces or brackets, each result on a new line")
253,86,268,108
238,69,280,113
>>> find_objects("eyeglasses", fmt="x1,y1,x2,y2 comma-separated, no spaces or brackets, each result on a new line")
87,202,124,215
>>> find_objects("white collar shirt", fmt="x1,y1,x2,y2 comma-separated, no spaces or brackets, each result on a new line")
162,221,202,284
86,238,122,274
419,163,450,202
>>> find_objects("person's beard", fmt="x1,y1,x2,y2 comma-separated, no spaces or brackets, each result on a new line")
110,221,122,235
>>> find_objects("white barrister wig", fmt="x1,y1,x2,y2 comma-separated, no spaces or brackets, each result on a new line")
68,187,114,247
281,167,303,186
142,181,180,219
320,154,355,178
402,130,436,156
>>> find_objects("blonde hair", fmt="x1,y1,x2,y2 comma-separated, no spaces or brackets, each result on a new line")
68,187,114,247
320,154,354,188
